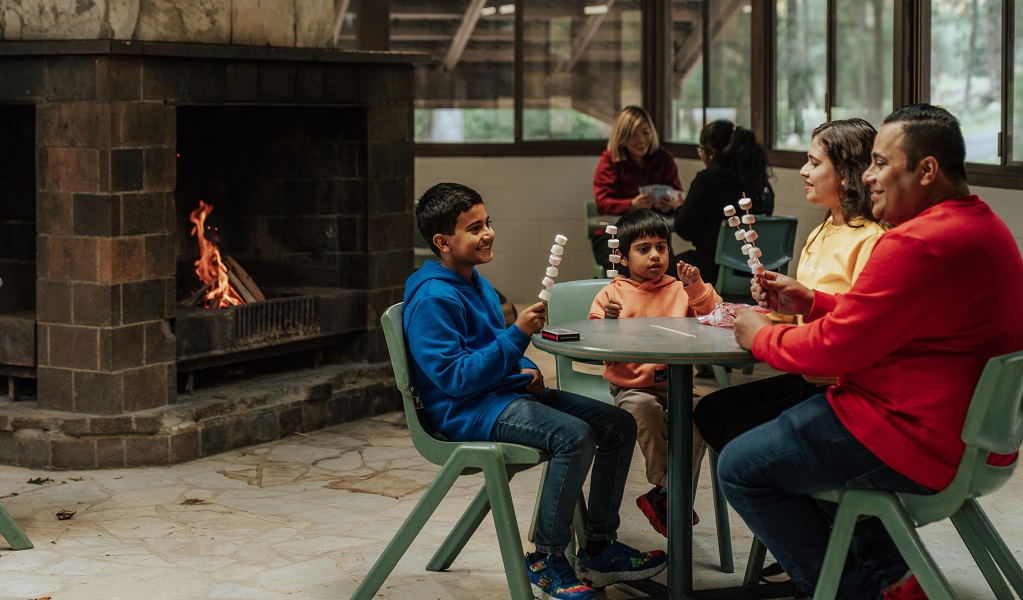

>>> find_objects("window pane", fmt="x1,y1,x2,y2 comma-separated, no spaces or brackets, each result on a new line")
393,1,516,142
708,1,752,128
668,1,705,142
775,0,826,150
1013,0,1023,163
330,2,358,50
832,0,893,127
930,0,1002,164
522,0,643,141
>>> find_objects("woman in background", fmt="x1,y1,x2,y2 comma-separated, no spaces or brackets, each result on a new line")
591,106,683,271
672,121,774,284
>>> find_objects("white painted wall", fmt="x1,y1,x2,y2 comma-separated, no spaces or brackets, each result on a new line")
416,156,1023,303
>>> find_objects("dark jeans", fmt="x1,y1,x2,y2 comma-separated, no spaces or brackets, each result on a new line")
490,389,637,554
693,372,822,453
717,393,935,599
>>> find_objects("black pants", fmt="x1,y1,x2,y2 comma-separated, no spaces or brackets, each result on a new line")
692,372,823,453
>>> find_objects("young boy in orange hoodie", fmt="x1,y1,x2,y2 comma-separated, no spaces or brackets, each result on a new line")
588,208,721,537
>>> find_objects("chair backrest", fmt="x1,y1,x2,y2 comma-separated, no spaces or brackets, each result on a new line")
380,302,453,465
713,215,799,303
546,280,615,404
585,199,599,219
902,350,1023,524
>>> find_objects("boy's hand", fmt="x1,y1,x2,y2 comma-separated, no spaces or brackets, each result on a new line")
515,301,547,336
521,368,545,396
677,261,701,286
603,298,622,319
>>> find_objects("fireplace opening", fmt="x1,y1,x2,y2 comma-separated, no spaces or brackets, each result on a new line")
173,105,369,390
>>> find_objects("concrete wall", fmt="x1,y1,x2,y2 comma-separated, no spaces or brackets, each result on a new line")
416,156,1023,303
0,0,334,47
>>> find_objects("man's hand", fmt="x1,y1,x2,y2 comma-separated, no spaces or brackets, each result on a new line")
515,301,547,336
751,271,814,317
733,307,773,350
677,261,700,286
603,298,622,319
521,368,545,396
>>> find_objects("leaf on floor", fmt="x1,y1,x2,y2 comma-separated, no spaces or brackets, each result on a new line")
55,509,76,520
28,477,53,485
181,498,209,506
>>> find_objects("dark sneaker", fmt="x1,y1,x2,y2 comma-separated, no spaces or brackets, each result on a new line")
636,487,698,538
526,552,595,600
576,541,667,588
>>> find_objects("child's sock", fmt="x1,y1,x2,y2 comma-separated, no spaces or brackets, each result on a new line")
585,539,610,557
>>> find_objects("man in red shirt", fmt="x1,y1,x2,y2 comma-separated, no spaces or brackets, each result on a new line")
717,104,1023,599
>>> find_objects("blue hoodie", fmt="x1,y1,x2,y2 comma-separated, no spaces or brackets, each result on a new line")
403,261,538,442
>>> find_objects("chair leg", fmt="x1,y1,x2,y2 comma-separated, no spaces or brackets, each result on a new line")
712,365,730,388
528,462,549,543
743,536,768,586
709,451,733,573
350,460,469,600
955,499,1023,597
872,502,956,600
950,506,1014,599
812,499,863,600
427,485,493,572
480,454,534,600
0,503,32,550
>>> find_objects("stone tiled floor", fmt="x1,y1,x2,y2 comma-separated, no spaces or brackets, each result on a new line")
0,346,1021,599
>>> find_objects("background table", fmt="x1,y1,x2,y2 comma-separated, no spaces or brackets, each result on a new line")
532,317,792,599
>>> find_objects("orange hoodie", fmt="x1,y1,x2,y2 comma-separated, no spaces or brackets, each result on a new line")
588,275,721,388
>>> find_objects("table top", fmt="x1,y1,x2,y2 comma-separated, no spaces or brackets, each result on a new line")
531,317,754,365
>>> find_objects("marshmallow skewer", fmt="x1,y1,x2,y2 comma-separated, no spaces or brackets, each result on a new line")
606,224,621,302
723,194,765,275
538,234,569,301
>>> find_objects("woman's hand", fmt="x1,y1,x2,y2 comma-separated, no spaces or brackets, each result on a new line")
631,193,655,210
603,298,622,319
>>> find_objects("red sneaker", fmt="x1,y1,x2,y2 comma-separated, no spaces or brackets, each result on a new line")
636,487,699,538
883,575,928,600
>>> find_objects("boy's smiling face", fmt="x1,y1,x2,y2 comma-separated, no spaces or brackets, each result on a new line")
434,203,494,279
620,234,669,284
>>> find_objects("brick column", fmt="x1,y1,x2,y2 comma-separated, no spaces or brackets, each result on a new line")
35,57,177,414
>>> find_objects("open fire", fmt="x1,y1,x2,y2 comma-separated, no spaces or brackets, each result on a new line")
187,200,263,308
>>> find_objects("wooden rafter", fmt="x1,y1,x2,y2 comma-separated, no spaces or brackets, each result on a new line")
332,0,353,48
442,0,488,71
559,0,618,73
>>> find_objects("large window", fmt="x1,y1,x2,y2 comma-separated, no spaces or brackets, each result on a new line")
931,0,1002,165
832,0,893,127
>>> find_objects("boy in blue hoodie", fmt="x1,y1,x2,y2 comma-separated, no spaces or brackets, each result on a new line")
404,183,666,600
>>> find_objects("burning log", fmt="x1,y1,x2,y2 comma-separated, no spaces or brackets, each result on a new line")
223,256,265,302
179,282,212,307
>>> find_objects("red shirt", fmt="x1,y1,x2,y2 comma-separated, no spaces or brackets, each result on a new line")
752,196,1023,490
593,147,683,215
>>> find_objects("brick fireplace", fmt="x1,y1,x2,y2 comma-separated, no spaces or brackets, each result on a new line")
0,41,423,469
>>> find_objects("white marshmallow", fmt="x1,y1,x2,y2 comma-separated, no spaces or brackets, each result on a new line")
539,288,552,301
748,247,762,259
727,216,740,228
546,266,559,277
548,254,562,266
542,276,555,288
741,243,753,256
554,234,568,245
608,239,620,248
605,225,618,235
734,229,746,241
744,230,759,243
606,269,619,278
550,244,564,256
747,257,762,268
742,214,756,224
752,263,766,275
608,254,621,264
738,197,753,210
723,205,736,216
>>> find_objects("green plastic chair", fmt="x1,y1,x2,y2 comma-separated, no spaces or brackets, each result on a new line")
805,350,1023,599
713,215,798,306
352,303,555,600
0,503,32,550
541,279,736,573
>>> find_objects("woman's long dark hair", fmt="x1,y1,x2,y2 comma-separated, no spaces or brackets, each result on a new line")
700,120,771,200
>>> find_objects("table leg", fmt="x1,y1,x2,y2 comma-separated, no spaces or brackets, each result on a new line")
667,363,695,599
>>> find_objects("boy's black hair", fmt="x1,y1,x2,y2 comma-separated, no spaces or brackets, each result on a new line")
415,182,484,256
884,104,967,183
616,208,670,256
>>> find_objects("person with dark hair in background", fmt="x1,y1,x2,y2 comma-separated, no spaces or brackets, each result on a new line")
672,120,774,284
592,106,683,272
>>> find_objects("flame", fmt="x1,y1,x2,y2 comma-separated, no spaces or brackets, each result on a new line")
189,200,245,308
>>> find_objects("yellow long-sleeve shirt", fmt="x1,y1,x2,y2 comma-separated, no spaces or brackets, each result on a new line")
588,274,721,388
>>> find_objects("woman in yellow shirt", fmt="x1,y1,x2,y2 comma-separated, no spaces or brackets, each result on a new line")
693,118,888,452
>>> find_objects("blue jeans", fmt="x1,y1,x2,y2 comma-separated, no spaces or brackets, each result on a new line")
717,393,935,599
490,389,637,554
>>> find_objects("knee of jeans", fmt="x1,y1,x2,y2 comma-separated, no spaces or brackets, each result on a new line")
715,445,741,492
551,421,597,458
